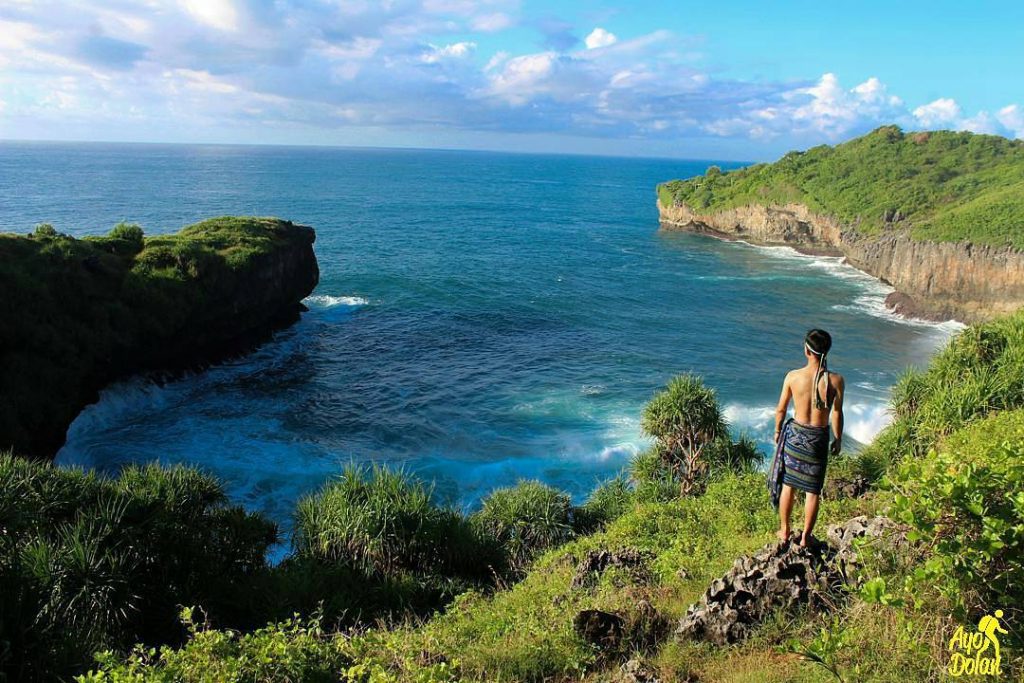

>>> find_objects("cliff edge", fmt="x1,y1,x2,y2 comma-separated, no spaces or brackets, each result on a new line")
0,216,319,459
657,126,1024,322
658,199,1024,322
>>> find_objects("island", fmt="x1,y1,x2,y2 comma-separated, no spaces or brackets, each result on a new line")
657,126,1024,322
0,216,319,459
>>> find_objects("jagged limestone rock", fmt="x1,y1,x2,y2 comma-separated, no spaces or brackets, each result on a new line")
676,516,901,645
570,548,653,590
574,609,625,650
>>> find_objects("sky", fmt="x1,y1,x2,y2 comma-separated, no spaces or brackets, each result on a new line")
0,0,1022,160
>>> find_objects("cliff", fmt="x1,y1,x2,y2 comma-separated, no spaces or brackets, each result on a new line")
0,216,319,459
657,126,1024,322
658,200,1024,322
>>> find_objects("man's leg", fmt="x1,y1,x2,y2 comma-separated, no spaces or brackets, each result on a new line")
801,492,820,547
778,484,794,541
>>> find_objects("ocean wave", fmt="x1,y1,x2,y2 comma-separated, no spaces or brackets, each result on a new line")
724,399,893,444
833,294,966,333
729,239,966,331
304,294,369,308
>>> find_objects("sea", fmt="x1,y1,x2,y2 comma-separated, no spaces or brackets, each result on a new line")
0,141,961,539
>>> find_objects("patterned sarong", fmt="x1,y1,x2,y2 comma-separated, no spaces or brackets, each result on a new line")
767,417,830,509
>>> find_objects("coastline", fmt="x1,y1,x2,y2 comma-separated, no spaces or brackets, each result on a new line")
657,199,1024,324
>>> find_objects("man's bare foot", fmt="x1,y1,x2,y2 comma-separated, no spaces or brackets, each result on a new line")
799,532,815,548
777,529,790,543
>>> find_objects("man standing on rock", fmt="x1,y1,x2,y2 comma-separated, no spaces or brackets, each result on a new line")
767,329,845,547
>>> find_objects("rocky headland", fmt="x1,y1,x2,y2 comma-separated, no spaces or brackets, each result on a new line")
0,216,319,459
657,126,1024,323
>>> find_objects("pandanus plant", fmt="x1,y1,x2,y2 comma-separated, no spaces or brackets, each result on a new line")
641,374,729,495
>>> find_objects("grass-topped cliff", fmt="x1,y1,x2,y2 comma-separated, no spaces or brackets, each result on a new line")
657,127,1024,322
658,126,1024,248
0,217,319,459
3,310,1023,681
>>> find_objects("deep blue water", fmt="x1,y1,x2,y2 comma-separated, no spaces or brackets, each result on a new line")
1,141,957,531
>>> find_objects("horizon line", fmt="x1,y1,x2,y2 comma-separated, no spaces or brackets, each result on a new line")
0,136,758,166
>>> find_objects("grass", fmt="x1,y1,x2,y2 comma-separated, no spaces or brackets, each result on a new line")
658,126,1024,248
77,307,1024,682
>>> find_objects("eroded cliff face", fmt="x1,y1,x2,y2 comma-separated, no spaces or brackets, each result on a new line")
0,219,319,460
658,200,1024,323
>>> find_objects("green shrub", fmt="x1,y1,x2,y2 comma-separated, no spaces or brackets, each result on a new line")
629,448,682,503
79,610,354,683
861,309,1024,467
32,223,58,238
641,374,728,494
888,410,1024,625
0,455,277,682
294,465,495,580
473,480,575,575
577,475,635,531
108,222,144,252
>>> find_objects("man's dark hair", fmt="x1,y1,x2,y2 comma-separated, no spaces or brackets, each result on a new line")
805,329,832,356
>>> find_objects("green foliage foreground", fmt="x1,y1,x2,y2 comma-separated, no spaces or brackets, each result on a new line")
6,310,1024,681
658,126,1024,248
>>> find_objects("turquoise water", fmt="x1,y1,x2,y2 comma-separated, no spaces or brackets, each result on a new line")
1,141,957,529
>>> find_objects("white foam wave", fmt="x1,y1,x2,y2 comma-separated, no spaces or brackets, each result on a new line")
724,400,893,444
844,402,893,444
833,294,966,333
56,378,178,467
731,240,965,331
724,403,776,433
304,294,369,308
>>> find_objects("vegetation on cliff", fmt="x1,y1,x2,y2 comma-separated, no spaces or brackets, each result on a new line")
3,290,1022,679
658,126,1024,249
0,217,318,459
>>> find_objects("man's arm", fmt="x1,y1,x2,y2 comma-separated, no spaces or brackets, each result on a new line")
830,375,845,455
774,373,792,444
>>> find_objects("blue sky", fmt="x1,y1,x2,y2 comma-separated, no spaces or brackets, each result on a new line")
0,0,1021,160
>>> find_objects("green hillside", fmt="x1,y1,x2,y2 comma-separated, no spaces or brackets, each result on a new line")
658,126,1024,249
4,310,1022,681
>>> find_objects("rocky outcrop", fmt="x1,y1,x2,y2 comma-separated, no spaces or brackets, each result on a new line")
571,548,653,590
0,217,319,459
658,200,1024,323
676,516,902,645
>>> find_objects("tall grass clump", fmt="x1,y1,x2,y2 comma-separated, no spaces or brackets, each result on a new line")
285,465,501,621
473,480,576,576
862,309,1024,472
0,454,277,682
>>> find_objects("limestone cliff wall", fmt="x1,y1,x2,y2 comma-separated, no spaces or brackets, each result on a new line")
658,200,1024,322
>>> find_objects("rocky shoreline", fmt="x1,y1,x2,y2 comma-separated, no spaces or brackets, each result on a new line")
658,199,1024,323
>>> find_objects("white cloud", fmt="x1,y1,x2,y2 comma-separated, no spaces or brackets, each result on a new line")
180,0,239,32
486,52,557,104
912,98,962,128
0,4,1021,153
421,41,476,63
997,104,1024,139
472,12,513,32
584,28,617,50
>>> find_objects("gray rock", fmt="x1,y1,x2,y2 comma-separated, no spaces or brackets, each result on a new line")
574,609,625,650
676,516,901,645
571,548,653,590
